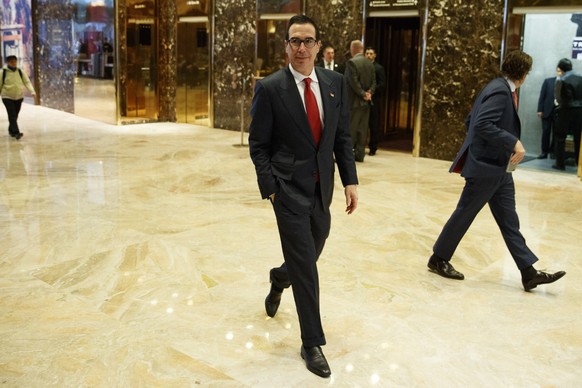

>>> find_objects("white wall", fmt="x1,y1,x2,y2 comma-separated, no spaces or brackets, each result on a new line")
520,13,582,157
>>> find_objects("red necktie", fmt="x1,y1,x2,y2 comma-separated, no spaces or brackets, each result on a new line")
512,91,518,109
303,78,322,146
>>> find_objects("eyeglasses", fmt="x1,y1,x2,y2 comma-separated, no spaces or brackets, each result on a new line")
287,37,317,49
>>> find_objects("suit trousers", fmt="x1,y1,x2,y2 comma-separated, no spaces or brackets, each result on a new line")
350,105,370,161
433,173,538,270
270,183,330,347
368,101,379,153
540,116,553,155
3,98,24,136
554,107,582,167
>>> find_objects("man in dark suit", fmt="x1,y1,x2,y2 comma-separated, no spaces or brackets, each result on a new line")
427,51,566,292
249,15,358,378
316,45,342,72
344,40,376,162
536,75,556,159
365,47,386,156
553,58,582,170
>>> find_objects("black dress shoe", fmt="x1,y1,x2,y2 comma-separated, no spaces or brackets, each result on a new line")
15,133,23,140
536,153,548,159
265,286,282,317
522,270,566,292
368,150,376,156
301,346,331,378
551,164,565,171
427,255,464,280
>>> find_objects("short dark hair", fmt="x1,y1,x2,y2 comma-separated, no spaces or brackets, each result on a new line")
557,58,572,72
6,55,17,61
365,47,376,53
286,15,320,41
501,51,532,81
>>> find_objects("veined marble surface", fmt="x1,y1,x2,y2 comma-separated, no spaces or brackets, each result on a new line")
1,105,581,387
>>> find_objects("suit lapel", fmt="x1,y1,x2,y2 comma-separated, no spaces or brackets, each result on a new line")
277,68,317,147
315,68,337,144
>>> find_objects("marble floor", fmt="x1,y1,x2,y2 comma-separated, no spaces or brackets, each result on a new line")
1,105,581,387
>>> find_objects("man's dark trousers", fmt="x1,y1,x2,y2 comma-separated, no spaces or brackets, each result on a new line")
3,98,23,136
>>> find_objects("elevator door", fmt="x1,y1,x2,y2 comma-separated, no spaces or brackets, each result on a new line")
176,20,210,125
365,17,420,153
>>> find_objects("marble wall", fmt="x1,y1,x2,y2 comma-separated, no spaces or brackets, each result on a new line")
212,0,256,131
307,0,363,65
418,0,505,160
158,0,178,122
33,0,75,113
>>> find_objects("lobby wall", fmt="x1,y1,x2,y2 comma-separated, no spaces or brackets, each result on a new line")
418,0,506,160
32,0,75,113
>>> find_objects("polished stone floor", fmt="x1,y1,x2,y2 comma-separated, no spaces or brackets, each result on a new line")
1,105,581,387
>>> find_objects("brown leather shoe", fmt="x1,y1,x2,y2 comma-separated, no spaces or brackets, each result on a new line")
427,254,464,280
301,346,331,378
522,270,566,292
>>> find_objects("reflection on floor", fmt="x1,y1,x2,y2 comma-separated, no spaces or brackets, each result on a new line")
74,77,116,124
1,105,581,386
521,154,578,174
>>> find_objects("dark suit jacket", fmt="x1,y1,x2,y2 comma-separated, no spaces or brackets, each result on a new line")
344,54,376,108
450,77,519,177
555,72,582,109
537,77,556,119
372,61,386,104
249,66,358,214
316,60,342,73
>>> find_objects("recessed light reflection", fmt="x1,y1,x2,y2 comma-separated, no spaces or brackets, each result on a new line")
172,292,179,298
370,373,380,384
345,363,354,372
225,331,234,340
150,299,158,305
246,324,254,329
285,323,291,329
265,332,270,340
166,307,174,314
187,300,193,306
245,342,253,349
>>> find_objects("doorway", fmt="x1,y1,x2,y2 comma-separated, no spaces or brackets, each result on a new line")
512,10,582,175
365,17,420,153
72,0,116,124
176,18,210,125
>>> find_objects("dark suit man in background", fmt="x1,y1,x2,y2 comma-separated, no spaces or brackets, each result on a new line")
536,75,556,159
365,46,386,156
344,40,375,162
316,45,342,72
249,15,358,378
428,50,565,292
553,58,582,170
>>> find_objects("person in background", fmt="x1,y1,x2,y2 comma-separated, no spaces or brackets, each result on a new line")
427,50,566,292
536,74,556,159
0,55,36,140
248,15,358,378
316,45,341,72
365,46,386,156
553,58,582,170
344,40,375,162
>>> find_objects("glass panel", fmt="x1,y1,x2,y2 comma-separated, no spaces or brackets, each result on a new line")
72,0,116,124
123,0,158,121
176,21,210,125
255,19,287,77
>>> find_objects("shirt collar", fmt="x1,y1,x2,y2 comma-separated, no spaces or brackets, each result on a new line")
504,77,517,93
289,64,319,85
